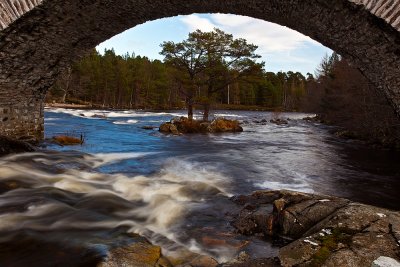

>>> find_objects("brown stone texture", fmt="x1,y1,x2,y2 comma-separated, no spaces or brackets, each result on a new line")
231,190,400,267
1,0,400,140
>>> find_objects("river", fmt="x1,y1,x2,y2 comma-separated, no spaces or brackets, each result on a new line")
0,108,399,263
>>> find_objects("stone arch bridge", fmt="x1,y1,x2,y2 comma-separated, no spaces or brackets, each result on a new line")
1,0,400,140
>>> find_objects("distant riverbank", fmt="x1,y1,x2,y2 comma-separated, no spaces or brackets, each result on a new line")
45,102,283,112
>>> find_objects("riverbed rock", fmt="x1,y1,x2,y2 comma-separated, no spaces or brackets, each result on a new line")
0,135,35,156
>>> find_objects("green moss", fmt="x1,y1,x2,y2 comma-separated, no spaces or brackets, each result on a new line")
308,228,352,267
311,247,331,266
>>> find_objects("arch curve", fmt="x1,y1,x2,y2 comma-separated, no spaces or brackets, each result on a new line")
1,0,400,139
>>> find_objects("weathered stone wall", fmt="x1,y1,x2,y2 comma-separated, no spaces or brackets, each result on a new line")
0,0,400,140
0,0,42,29
0,90,43,141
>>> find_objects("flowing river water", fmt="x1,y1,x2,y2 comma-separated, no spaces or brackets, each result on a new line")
0,108,399,263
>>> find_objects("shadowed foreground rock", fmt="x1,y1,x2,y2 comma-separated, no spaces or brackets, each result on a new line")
0,135,35,156
231,190,400,267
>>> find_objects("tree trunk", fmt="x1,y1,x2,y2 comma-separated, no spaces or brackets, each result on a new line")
61,90,67,103
203,103,210,121
186,96,194,121
188,103,194,121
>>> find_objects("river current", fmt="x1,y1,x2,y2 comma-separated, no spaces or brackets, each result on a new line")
0,108,399,262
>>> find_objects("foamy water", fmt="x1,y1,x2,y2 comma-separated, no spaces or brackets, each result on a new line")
46,107,185,119
0,152,237,261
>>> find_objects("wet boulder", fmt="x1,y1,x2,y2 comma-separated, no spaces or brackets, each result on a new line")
209,118,243,133
159,122,180,135
166,247,219,267
98,241,166,267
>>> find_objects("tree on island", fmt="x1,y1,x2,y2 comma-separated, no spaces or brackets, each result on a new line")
160,28,263,121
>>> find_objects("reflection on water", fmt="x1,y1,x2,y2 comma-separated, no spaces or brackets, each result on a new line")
0,108,399,263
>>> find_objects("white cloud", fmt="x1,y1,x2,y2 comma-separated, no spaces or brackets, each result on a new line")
179,14,216,32
180,14,321,54
98,13,331,74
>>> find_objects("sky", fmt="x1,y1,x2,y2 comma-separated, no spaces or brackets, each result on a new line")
96,14,332,75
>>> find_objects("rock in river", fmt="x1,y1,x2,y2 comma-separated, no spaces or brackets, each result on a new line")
159,117,243,135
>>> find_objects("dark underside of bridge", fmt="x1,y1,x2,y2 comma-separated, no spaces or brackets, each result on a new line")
1,0,400,140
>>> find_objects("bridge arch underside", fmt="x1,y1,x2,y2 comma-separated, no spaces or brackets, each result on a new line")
1,0,400,140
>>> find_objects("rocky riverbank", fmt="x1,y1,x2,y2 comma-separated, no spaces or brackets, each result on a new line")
230,190,400,267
